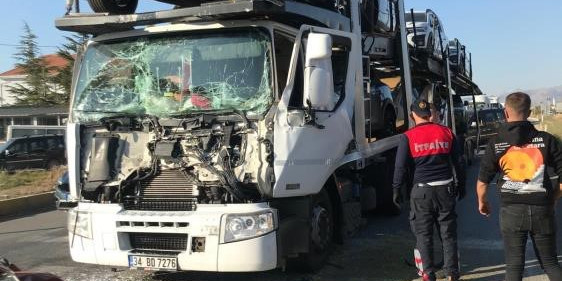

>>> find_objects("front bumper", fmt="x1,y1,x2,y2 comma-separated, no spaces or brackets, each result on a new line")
68,202,278,272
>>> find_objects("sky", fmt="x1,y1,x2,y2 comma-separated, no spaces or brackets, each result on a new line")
0,0,561,96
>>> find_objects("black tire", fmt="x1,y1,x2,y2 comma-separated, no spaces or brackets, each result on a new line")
294,189,334,272
379,149,401,215
375,109,397,139
88,0,138,14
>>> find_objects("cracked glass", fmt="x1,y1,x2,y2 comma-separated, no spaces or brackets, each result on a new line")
72,29,273,122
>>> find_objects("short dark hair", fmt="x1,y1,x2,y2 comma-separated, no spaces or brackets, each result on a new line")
505,92,531,116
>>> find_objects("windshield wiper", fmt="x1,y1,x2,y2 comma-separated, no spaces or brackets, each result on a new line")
170,109,249,123
75,110,157,125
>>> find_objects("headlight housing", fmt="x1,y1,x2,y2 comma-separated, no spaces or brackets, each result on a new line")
67,210,92,239
222,211,276,243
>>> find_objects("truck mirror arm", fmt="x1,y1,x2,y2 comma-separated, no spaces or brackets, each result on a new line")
304,99,326,129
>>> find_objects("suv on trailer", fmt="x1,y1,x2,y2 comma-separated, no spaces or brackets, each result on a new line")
0,135,66,170
405,9,448,60
448,38,467,76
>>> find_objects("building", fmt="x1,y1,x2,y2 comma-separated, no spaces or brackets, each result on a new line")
0,54,69,106
0,106,68,140
556,102,562,114
0,54,71,140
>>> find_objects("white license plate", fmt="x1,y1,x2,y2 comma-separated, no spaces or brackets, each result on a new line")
128,255,177,271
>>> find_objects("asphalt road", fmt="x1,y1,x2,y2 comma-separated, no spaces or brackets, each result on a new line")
1,158,560,281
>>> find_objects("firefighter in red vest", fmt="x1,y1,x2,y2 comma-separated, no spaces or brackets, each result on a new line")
392,98,466,281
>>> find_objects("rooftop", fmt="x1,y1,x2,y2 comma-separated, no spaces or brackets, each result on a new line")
0,54,70,77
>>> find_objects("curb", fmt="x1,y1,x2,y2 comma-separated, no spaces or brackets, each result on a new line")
0,192,55,217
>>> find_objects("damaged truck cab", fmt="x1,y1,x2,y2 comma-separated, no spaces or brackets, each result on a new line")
59,0,412,272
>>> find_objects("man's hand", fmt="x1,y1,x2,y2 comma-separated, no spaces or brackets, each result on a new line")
479,200,491,217
393,188,403,207
476,180,490,217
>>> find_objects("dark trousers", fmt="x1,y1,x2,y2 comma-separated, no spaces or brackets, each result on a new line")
410,183,459,278
500,204,562,281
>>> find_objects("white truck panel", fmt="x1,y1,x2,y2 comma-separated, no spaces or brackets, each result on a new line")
68,203,277,272
217,232,277,272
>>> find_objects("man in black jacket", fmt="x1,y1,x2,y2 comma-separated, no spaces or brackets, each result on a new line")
477,92,562,281
393,98,466,281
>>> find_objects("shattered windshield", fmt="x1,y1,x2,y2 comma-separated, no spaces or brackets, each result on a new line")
72,29,272,122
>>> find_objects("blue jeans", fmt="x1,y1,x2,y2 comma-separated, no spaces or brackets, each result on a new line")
500,204,562,281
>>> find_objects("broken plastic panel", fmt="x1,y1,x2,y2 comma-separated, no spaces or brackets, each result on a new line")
73,29,273,122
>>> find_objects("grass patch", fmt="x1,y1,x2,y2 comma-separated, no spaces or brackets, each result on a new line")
541,115,562,140
0,167,65,199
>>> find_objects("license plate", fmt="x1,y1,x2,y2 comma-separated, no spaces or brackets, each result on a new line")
128,255,177,271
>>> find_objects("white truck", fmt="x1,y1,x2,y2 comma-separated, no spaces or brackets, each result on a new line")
55,0,476,273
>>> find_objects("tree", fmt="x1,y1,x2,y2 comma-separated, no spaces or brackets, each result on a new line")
532,105,542,117
7,23,66,105
52,34,86,104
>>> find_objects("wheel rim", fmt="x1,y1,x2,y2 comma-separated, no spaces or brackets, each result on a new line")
311,205,331,252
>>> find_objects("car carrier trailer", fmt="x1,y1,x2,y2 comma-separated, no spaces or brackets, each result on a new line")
55,0,477,272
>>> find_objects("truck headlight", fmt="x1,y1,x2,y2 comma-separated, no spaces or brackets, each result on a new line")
222,211,276,243
67,210,92,239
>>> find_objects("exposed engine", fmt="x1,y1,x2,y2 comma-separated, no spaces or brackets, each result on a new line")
78,113,269,211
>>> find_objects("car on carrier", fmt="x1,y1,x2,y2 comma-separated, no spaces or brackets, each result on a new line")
366,83,400,138
448,38,467,76
0,135,65,170
360,0,397,34
405,9,448,60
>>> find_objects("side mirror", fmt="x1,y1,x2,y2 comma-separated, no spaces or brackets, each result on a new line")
463,101,469,106
304,33,335,111
4,149,11,156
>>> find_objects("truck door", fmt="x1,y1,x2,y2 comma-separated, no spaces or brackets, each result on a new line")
273,26,358,197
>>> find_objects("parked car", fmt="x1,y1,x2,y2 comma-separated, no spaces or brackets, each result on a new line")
405,9,448,60
0,135,66,170
53,171,75,209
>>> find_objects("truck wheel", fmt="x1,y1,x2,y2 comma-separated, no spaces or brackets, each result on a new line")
87,0,138,14
294,189,334,272
375,109,397,139
378,149,401,215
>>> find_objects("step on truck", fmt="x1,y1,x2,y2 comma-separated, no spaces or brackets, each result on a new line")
55,0,468,272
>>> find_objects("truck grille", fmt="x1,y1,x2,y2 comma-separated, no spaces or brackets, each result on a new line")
129,233,188,251
124,169,198,211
